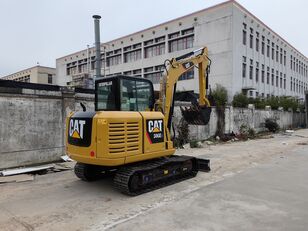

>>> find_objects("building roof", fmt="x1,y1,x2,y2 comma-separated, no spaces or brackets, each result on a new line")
1,65,55,79
57,0,307,61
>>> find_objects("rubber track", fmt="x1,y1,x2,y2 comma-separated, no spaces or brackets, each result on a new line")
74,163,89,181
114,156,198,196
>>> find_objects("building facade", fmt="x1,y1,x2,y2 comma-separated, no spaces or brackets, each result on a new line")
1,65,56,85
55,0,308,101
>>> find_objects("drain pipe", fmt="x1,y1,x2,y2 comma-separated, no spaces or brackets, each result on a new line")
93,15,101,81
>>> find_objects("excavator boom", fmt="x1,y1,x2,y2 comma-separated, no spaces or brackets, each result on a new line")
157,47,211,129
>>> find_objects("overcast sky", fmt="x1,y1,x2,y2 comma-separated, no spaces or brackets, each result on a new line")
0,0,307,77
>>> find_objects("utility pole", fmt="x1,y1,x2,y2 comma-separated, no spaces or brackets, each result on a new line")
93,15,101,81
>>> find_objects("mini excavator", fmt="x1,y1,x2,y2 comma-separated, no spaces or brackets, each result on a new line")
66,47,212,195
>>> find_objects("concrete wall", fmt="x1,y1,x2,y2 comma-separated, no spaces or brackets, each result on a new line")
0,87,305,169
0,87,94,170
173,102,306,141
305,91,308,128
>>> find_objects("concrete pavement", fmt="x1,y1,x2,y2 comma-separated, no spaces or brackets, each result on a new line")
112,143,308,231
0,129,307,231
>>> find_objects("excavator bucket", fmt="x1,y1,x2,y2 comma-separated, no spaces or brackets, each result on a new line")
180,105,212,125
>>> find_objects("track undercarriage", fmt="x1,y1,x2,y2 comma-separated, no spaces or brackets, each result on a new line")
74,156,210,196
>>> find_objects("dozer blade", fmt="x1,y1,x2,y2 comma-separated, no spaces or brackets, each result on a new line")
180,105,212,125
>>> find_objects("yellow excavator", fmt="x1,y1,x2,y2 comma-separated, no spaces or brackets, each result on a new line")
66,47,212,195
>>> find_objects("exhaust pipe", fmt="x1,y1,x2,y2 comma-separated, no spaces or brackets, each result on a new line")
93,15,101,80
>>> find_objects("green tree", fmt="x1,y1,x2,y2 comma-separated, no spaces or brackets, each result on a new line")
232,93,248,108
211,84,228,138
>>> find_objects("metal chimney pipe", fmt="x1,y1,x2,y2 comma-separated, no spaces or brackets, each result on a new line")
93,15,101,80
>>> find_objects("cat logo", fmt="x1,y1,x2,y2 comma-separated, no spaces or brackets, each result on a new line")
69,119,86,139
146,119,164,144
148,120,163,133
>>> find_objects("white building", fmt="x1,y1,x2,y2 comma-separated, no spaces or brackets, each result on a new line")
55,0,308,101
1,65,56,85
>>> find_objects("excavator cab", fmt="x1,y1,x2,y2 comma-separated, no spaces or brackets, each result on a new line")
95,76,155,112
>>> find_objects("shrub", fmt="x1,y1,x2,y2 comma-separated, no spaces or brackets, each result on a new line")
266,96,280,110
239,124,256,139
212,84,228,106
212,85,228,138
173,119,189,148
190,140,201,148
279,96,298,111
232,93,249,108
248,128,256,138
249,97,266,109
299,103,305,113
265,118,279,132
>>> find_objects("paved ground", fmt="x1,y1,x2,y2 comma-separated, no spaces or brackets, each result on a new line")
114,139,308,231
0,129,308,231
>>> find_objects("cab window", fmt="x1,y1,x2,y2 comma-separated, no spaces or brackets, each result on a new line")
120,79,153,111
96,80,116,110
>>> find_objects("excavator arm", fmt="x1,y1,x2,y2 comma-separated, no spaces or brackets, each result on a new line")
156,47,212,131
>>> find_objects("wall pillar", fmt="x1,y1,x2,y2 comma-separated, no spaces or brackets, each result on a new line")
305,91,308,128
61,88,76,151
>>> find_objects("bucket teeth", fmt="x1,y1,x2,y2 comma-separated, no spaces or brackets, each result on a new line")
180,105,211,125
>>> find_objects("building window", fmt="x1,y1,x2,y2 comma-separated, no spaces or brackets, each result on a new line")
182,27,194,35
284,51,286,66
124,50,141,63
249,64,253,80
276,46,279,62
256,37,259,52
169,35,194,52
290,55,293,69
168,32,180,39
267,40,270,57
47,74,52,84
242,63,246,78
261,36,265,55
249,34,253,49
242,30,247,45
255,67,259,82
144,39,154,46
271,69,274,86
276,71,279,87
144,72,162,84
271,43,275,60
179,69,194,81
249,28,254,49
144,43,165,58
261,70,265,83
107,55,122,66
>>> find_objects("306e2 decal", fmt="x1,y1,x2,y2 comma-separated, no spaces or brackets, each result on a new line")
146,119,164,144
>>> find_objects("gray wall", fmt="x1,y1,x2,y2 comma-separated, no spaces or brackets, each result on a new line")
0,88,94,169
0,88,305,169
173,102,306,141
305,91,308,128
